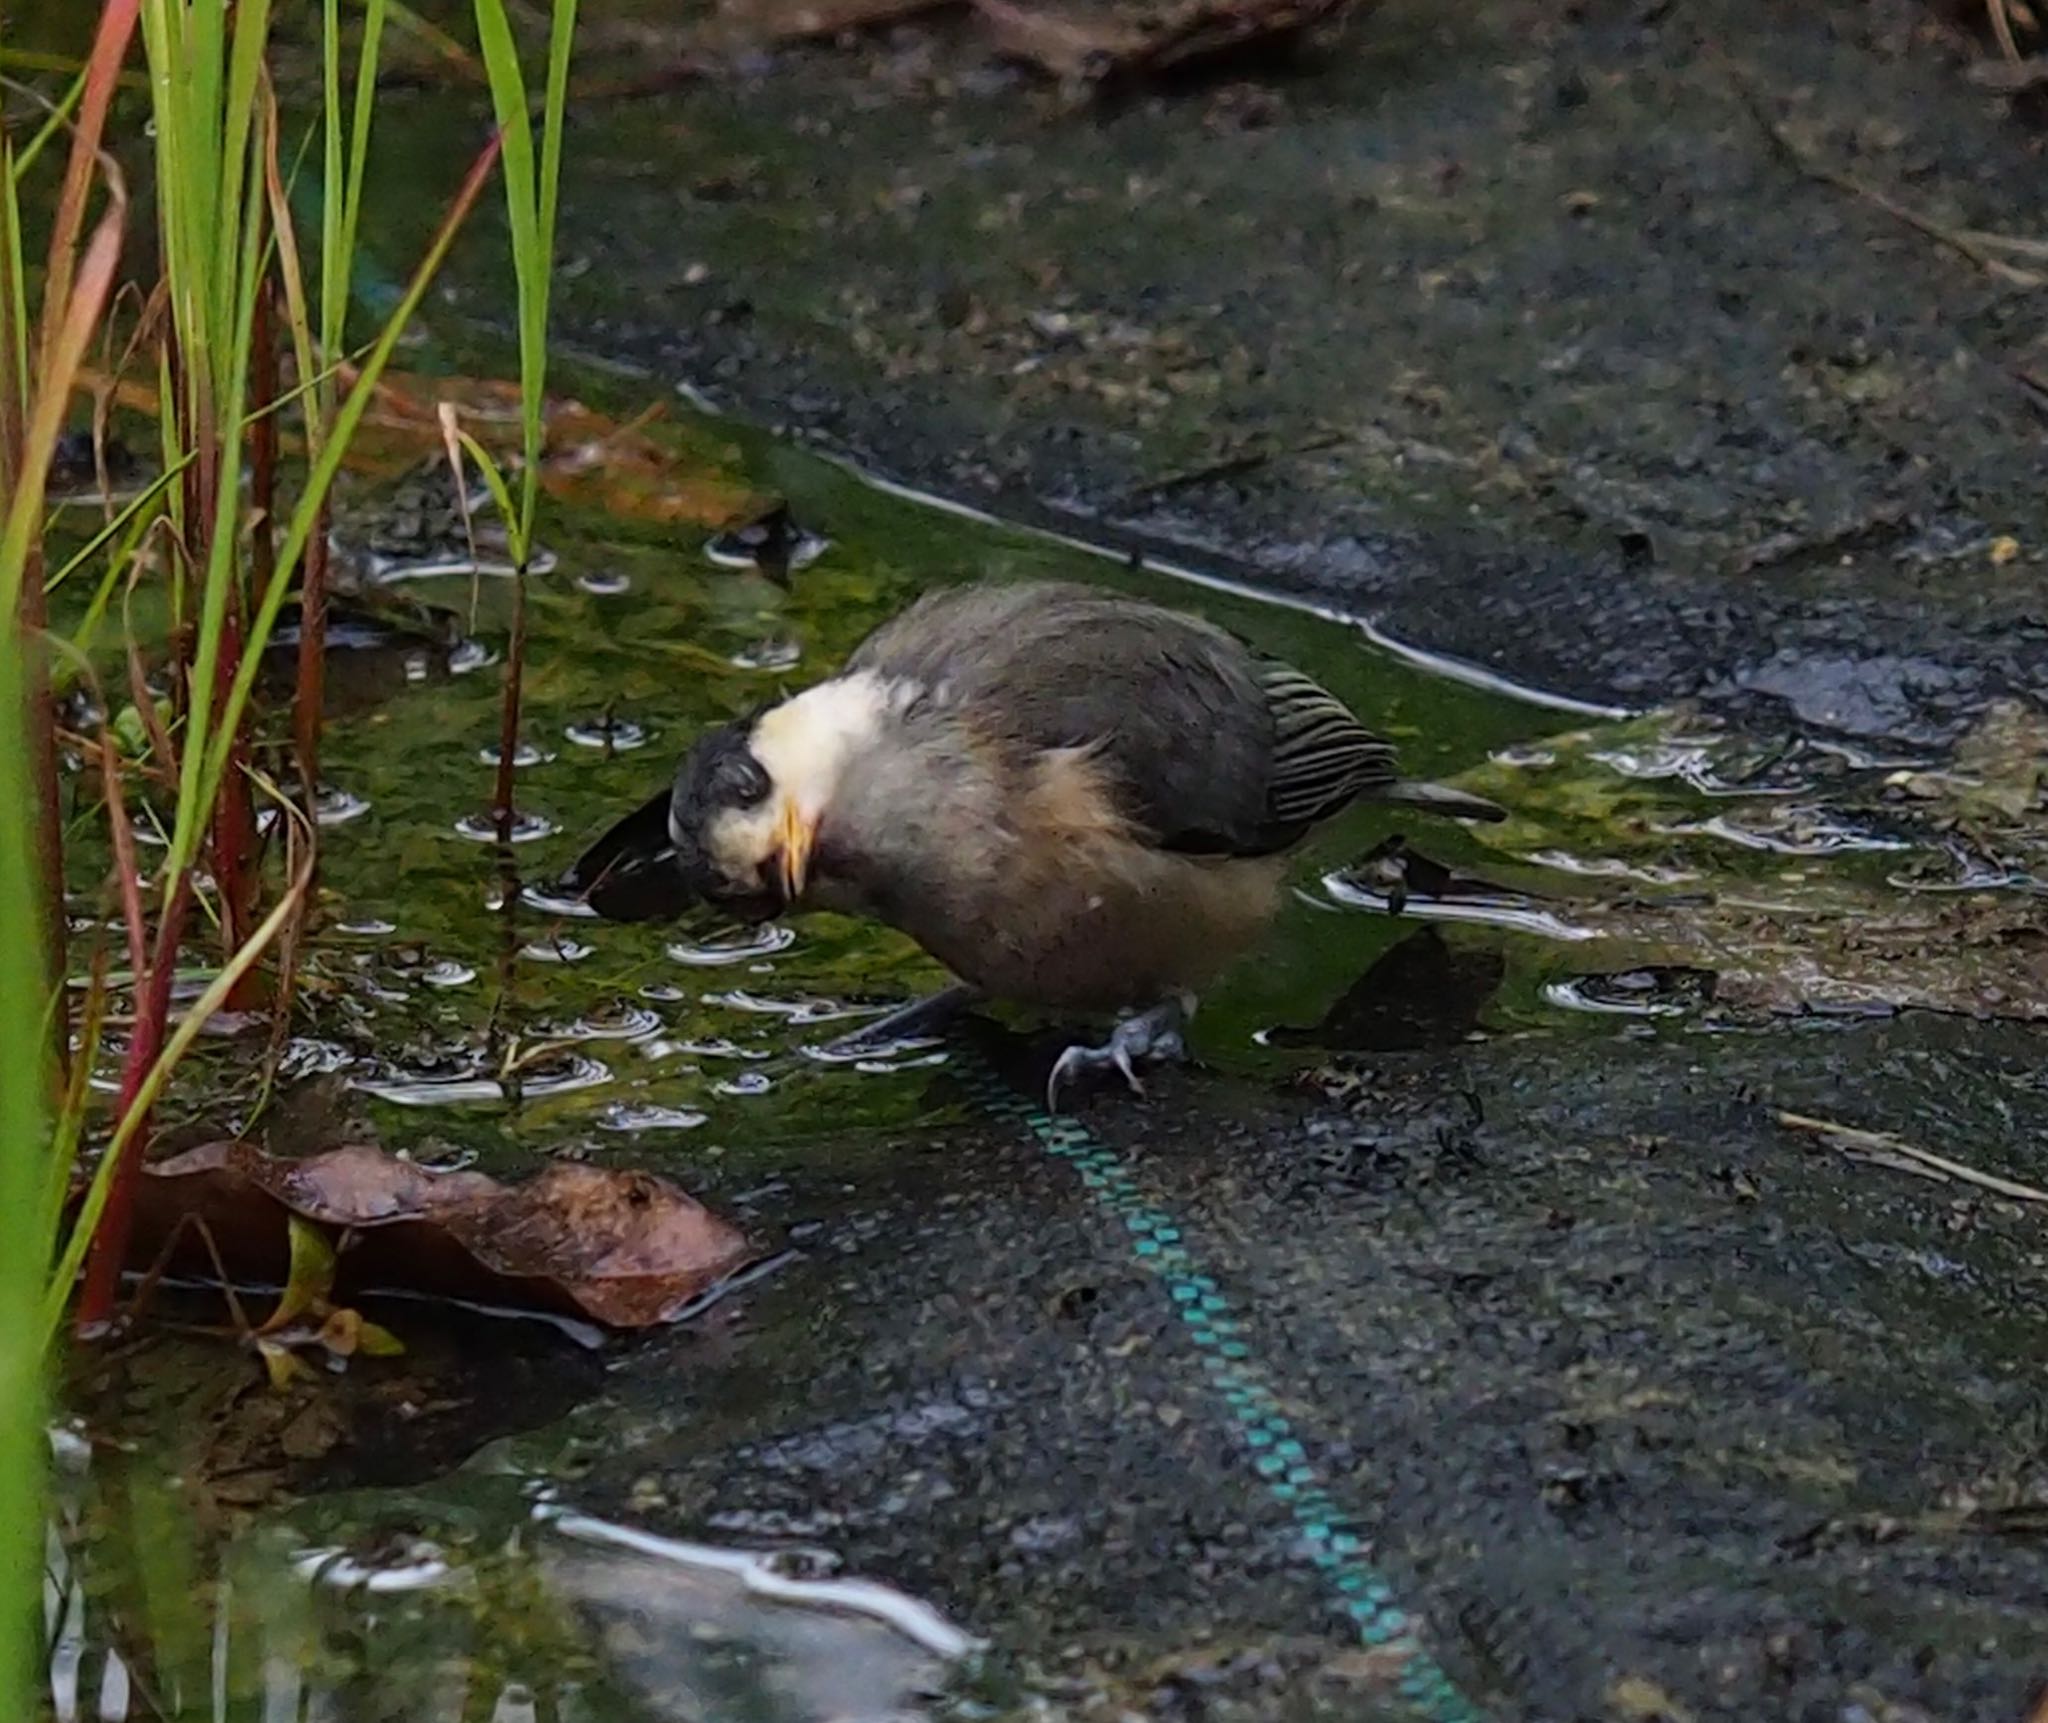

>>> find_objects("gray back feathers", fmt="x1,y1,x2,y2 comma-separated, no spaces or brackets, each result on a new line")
845,581,1403,857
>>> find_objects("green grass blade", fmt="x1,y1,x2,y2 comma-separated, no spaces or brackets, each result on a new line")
10,67,88,182
333,0,389,362
0,409,47,1723
470,0,542,532
195,133,505,824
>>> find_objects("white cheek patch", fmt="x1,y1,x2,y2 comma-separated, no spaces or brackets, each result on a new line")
706,805,779,881
749,673,897,818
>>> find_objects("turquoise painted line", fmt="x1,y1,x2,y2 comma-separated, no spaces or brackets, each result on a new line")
963,1063,1486,1723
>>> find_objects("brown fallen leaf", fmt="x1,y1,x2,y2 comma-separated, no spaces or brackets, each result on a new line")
121,1141,755,1329
707,0,962,46
973,0,1359,85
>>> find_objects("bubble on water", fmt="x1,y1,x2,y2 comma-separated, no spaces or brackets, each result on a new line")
421,960,476,989
1489,742,1557,769
1664,810,1912,857
729,638,802,672
565,716,649,751
576,569,632,595
597,1102,708,1132
802,1035,949,1068
351,1051,611,1107
448,638,500,675
336,917,397,936
259,784,372,830
1591,733,1815,798
1886,840,2037,894
703,988,872,1023
452,810,558,843
1318,870,1599,942
479,741,557,768
1541,967,1716,1017
641,1035,767,1062
668,923,795,966
543,1004,663,1042
852,1051,950,1074
714,1070,774,1097
485,881,601,918
520,936,594,964
1526,849,1699,886
704,505,828,575
640,983,688,1003
280,1038,355,1077
295,1539,453,1594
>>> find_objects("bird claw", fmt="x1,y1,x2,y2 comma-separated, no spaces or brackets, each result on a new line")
1044,1001,1190,1114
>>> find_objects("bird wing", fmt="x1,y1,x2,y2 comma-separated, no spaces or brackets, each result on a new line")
1253,663,1399,847
847,581,1395,857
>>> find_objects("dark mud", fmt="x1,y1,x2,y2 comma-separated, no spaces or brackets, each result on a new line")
376,0,2048,743
348,1007,2048,1720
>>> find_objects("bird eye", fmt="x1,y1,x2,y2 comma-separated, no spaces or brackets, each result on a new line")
721,756,770,808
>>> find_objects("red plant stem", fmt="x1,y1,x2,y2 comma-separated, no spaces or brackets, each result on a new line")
98,732,147,985
492,563,528,843
293,506,329,801
18,552,68,1042
74,870,193,1333
248,280,278,609
207,611,263,1008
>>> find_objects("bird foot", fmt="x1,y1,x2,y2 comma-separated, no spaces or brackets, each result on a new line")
1046,999,1192,1114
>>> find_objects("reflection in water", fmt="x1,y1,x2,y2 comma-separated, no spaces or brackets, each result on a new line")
47,1484,975,1723
453,810,560,843
1319,867,1599,943
668,923,797,966
1541,967,1717,1017
1261,926,1506,1051
352,1051,614,1107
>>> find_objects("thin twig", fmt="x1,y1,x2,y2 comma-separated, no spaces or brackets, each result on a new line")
1988,0,2023,64
1776,1110,2048,1205
1726,61,2048,289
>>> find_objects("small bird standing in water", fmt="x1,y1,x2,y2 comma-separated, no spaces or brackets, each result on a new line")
581,580,1503,1107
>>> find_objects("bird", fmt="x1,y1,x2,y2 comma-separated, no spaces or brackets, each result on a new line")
567,579,1505,1108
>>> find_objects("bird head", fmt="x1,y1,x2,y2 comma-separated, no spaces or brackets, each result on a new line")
667,720,806,921
667,676,889,921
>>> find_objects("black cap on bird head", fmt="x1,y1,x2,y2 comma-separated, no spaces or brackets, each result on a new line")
667,719,786,920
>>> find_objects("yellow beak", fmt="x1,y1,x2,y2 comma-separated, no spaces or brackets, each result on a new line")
774,800,816,904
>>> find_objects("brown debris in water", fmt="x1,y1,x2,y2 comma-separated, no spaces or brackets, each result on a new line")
125,1141,755,1329
973,0,1359,85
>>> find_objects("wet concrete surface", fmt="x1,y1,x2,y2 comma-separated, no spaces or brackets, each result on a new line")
447,0,2048,742
472,1008,2046,1721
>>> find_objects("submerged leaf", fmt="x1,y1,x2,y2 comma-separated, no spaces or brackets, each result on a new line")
123,1140,754,1329
258,1215,339,1336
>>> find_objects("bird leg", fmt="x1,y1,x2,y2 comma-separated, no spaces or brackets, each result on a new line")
820,982,981,1056
1046,995,1193,1113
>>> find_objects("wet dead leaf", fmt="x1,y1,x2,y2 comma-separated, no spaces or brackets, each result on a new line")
359,375,756,529
704,0,961,45
78,367,755,532
124,1141,755,1329
973,0,1358,84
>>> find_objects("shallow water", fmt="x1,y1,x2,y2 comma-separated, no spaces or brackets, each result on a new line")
80,366,2033,1184
47,355,2048,1720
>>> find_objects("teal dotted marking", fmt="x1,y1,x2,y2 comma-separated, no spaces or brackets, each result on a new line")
961,1059,1485,1723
